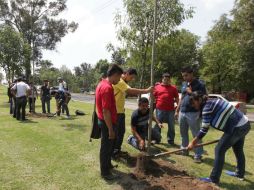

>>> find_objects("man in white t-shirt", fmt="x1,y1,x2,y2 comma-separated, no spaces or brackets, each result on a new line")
11,77,30,121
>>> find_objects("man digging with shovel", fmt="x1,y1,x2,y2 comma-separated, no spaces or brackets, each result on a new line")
187,92,250,184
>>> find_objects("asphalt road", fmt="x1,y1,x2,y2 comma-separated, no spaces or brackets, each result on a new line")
71,93,254,122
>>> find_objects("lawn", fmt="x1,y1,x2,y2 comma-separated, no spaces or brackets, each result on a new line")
0,85,253,190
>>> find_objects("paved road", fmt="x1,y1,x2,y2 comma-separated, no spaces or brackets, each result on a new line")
72,93,254,122
71,93,138,110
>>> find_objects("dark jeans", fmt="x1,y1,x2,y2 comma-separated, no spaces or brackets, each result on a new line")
114,113,125,152
16,96,27,120
29,97,36,112
41,97,50,113
10,97,13,114
12,98,16,118
98,120,115,176
210,122,251,183
127,126,162,150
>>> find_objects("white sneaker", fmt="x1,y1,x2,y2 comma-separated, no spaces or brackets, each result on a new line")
65,115,70,119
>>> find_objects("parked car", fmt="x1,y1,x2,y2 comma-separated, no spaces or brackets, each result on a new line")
140,93,247,114
208,94,247,114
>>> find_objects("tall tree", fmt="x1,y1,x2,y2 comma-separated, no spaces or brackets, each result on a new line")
156,29,200,85
0,0,78,79
201,15,241,93
0,25,31,82
231,0,254,97
114,0,193,87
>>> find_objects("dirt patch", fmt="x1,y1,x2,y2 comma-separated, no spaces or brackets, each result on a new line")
114,155,220,190
27,112,55,118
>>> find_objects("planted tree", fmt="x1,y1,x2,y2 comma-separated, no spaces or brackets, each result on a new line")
114,0,193,87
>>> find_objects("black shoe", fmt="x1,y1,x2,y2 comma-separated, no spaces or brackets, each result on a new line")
109,164,118,169
101,173,119,180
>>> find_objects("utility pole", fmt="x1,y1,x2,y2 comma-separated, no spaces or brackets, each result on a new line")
147,0,158,154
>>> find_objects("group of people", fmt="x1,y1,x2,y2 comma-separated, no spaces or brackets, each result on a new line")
95,64,250,185
7,76,71,121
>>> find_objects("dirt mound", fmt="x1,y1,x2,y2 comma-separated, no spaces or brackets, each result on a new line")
134,159,219,190
27,112,55,118
114,154,220,190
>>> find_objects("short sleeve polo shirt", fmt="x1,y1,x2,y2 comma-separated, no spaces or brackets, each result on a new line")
96,79,117,124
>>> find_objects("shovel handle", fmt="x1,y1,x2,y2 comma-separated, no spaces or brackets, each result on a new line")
153,139,219,158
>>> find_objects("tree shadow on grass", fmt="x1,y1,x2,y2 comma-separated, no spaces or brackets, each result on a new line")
60,123,87,132
59,115,78,121
18,119,38,124
0,102,10,108
202,157,252,176
104,170,152,190
220,178,254,190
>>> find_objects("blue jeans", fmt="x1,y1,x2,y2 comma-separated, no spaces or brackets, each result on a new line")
210,122,250,183
156,109,175,143
127,128,161,150
179,111,203,158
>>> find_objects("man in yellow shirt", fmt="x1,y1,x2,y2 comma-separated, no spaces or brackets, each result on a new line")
113,68,153,158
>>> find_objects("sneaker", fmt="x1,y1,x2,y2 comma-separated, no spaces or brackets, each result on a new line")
200,177,213,183
194,157,202,163
65,115,70,119
168,140,174,145
225,170,244,181
101,173,119,181
109,163,118,169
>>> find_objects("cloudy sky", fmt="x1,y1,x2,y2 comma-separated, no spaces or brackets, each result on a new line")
42,0,235,70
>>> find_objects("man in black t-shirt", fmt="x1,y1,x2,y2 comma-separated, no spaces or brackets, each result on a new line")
40,80,51,114
127,97,163,150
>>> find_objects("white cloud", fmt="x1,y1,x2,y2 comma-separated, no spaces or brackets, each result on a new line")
200,0,233,10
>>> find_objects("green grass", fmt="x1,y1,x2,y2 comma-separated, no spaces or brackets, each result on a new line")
247,108,254,113
0,85,253,190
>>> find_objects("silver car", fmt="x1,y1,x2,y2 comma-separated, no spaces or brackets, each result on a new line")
208,94,247,114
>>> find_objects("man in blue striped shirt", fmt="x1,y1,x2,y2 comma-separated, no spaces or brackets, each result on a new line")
187,92,250,184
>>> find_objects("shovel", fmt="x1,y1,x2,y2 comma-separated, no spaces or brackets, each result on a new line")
148,139,219,158
135,139,219,172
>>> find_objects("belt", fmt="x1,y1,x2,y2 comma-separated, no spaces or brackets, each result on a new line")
16,96,26,99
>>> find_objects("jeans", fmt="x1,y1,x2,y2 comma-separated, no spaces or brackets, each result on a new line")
155,109,175,143
179,111,203,158
41,97,50,113
12,97,16,118
16,96,27,120
210,122,250,183
57,101,69,116
114,113,125,152
98,120,115,176
10,97,13,114
29,97,36,112
127,127,161,150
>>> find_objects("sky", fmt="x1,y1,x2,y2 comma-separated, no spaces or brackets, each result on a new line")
42,0,235,70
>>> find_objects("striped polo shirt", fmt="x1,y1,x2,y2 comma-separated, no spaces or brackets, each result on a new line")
197,99,245,139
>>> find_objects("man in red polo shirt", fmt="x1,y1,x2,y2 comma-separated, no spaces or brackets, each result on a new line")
153,73,179,145
95,64,123,180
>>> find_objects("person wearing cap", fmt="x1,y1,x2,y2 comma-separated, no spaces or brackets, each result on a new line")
40,80,51,114
28,82,38,113
11,77,30,121
112,68,153,158
175,66,207,163
153,73,179,145
57,77,70,115
188,92,250,184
